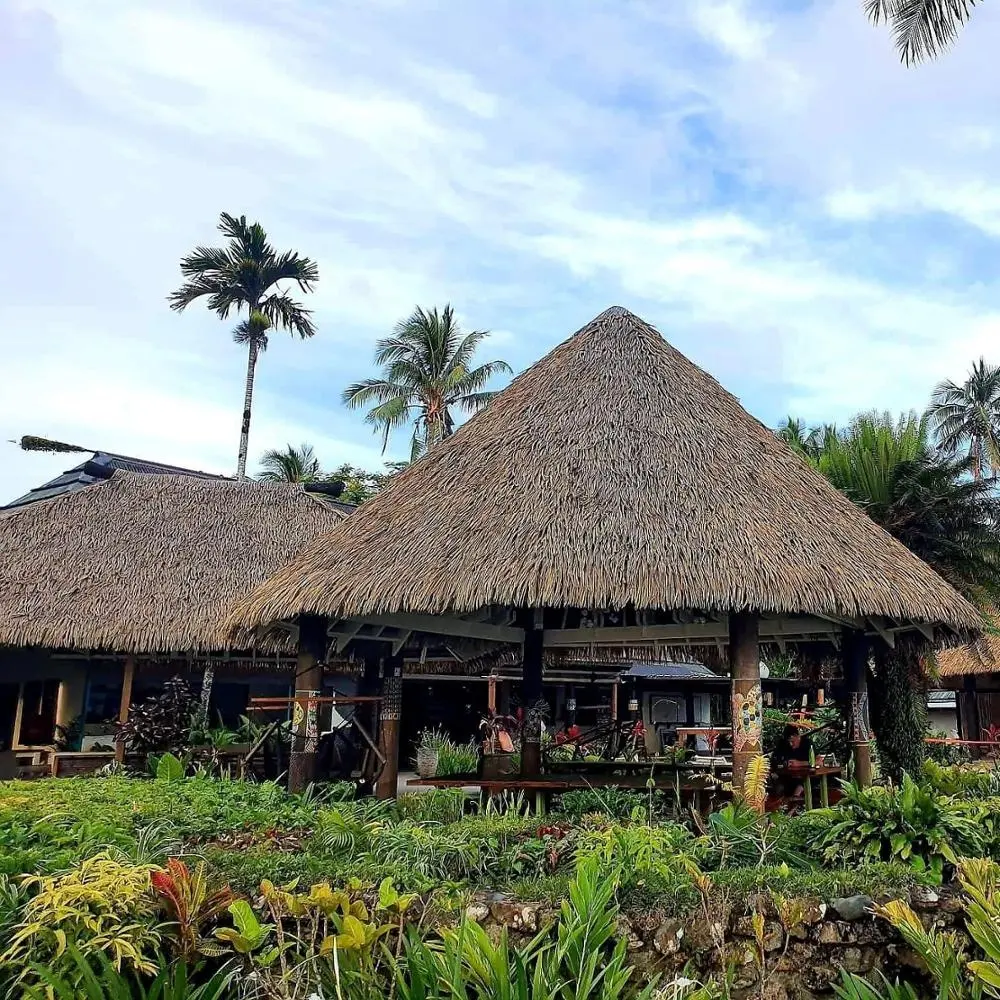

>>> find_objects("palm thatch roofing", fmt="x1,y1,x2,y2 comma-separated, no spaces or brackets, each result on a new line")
938,613,1000,678
227,306,980,641
0,471,347,653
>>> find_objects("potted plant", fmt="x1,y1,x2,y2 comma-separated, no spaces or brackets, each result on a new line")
414,728,441,778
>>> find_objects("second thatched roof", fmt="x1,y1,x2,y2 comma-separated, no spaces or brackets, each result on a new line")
0,471,347,652
227,306,981,636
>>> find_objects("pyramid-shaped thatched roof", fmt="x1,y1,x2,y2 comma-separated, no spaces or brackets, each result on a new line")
0,471,347,653
227,307,980,636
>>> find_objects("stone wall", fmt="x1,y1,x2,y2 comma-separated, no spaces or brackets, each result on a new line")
468,885,965,999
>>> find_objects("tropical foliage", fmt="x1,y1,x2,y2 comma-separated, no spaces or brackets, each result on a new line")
789,409,1000,602
256,443,322,483
865,0,980,65
343,304,511,459
169,212,319,478
7,767,999,996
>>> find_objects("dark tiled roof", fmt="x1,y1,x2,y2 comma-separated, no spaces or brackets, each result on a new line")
928,690,957,708
622,662,723,682
4,452,229,510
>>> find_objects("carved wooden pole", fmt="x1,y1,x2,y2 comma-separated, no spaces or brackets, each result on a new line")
518,610,544,777
289,614,327,793
375,653,404,800
730,612,762,807
844,628,873,787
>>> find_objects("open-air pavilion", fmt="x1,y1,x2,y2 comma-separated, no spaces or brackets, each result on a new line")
226,306,981,801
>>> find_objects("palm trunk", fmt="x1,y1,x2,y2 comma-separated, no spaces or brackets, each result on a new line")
236,338,259,479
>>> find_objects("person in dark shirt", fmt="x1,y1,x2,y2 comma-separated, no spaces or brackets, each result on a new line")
772,725,812,767
772,725,812,799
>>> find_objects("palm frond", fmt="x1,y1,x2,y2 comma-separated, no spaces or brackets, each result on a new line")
260,292,316,339
866,0,980,64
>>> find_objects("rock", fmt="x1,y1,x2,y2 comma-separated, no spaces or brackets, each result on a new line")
465,903,490,923
799,898,827,926
840,947,870,974
653,919,684,956
488,901,540,933
787,923,809,941
831,895,874,921
764,922,785,953
733,915,755,938
910,886,940,910
616,915,644,951
816,922,842,945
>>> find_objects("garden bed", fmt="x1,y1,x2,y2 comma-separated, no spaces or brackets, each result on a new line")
0,763,999,997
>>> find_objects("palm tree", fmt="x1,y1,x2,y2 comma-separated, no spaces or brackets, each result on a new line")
168,213,319,479
257,444,322,483
866,0,979,64
813,409,1000,778
927,359,1000,481
343,305,512,459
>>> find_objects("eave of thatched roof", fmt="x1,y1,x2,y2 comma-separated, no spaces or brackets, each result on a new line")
0,471,346,653
226,306,981,640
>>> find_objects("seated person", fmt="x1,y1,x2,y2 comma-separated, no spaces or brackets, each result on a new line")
772,725,812,799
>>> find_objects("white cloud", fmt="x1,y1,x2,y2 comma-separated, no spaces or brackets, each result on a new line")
1,0,999,506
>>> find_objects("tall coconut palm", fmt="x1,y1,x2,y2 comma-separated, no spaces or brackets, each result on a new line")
257,444,322,483
927,359,1000,481
866,0,979,64
168,213,319,479
343,305,512,459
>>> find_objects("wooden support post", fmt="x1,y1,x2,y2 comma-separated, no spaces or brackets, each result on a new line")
844,628,873,787
518,610,544,778
288,614,327,794
375,654,403,800
359,656,382,782
487,674,497,714
729,612,762,807
610,678,619,722
115,657,136,764
961,675,981,743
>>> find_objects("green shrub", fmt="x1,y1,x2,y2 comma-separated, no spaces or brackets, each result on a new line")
695,803,811,870
921,759,1000,798
708,862,920,901
813,775,983,880
556,788,650,820
397,789,467,825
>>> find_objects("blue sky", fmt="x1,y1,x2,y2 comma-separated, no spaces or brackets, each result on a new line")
2,0,1000,501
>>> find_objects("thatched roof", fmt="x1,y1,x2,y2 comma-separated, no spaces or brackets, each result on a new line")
0,471,347,652
226,306,981,637
938,612,1000,677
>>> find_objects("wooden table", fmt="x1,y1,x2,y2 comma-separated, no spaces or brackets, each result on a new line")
406,772,729,814
775,764,841,809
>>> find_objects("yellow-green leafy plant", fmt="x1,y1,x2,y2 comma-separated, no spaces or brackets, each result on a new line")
2,854,163,980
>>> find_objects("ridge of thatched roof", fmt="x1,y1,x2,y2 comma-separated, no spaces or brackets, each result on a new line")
226,306,981,637
0,471,347,652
